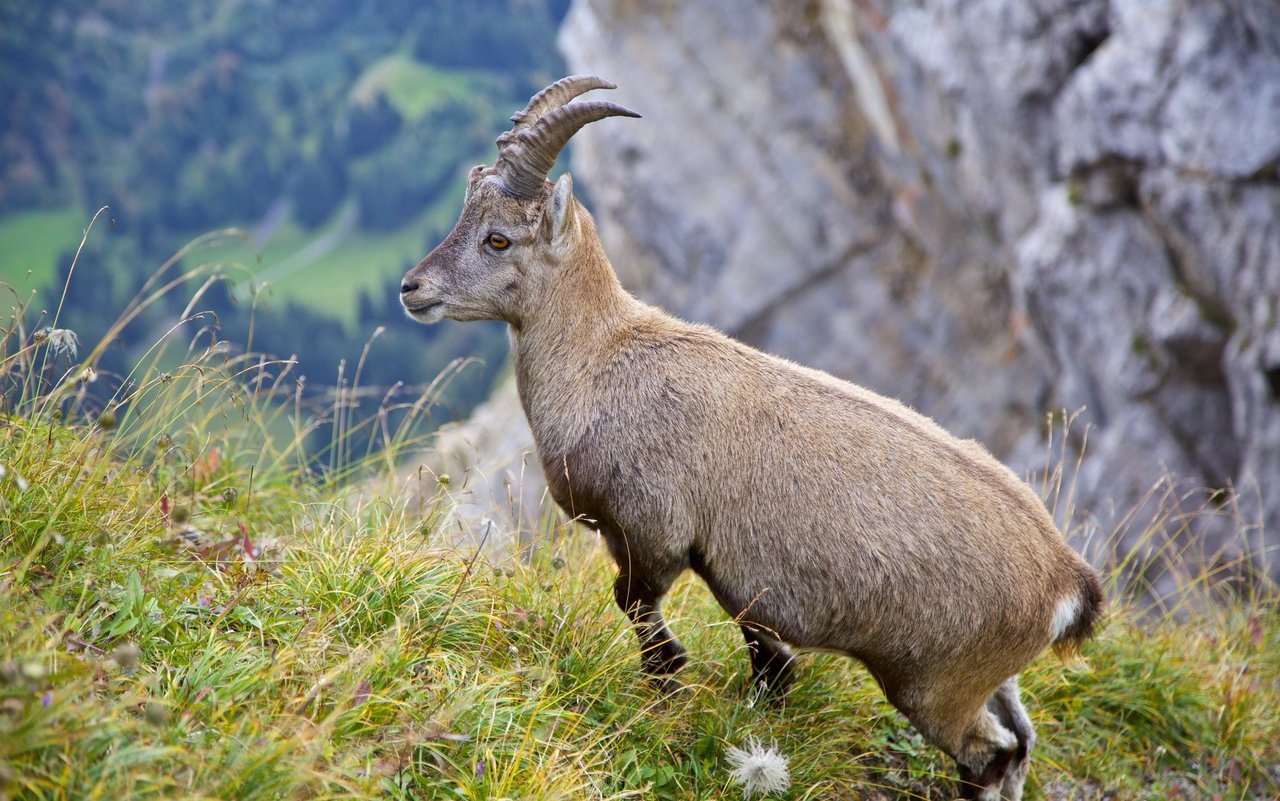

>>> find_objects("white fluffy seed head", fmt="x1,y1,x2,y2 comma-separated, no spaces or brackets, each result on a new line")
725,737,790,798
38,327,80,360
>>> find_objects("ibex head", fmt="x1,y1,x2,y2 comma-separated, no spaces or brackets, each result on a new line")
399,76,639,327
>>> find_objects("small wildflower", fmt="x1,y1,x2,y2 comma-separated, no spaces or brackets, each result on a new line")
155,433,172,450
37,327,80,359
40,690,53,707
726,738,790,798
78,366,98,384
437,472,451,486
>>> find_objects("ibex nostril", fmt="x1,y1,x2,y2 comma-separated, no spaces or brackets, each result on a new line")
400,279,419,294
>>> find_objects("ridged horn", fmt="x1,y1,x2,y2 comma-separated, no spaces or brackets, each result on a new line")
508,74,617,129
494,79,640,198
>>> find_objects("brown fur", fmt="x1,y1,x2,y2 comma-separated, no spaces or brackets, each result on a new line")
401,143,1103,801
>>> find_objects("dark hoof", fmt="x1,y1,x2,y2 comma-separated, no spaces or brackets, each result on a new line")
956,746,1017,800
641,642,688,678
748,668,795,707
646,673,687,697
748,678,792,707
747,650,796,705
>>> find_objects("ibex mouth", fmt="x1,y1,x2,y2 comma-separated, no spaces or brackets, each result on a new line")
403,300,444,320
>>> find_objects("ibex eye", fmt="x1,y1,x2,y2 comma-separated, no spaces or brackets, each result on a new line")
486,233,510,250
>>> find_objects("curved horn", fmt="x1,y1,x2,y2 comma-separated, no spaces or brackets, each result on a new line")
495,100,640,197
509,74,617,129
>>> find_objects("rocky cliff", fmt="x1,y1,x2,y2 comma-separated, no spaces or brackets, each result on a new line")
416,0,1280,590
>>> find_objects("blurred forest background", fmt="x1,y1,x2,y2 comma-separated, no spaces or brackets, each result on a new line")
0,0,569,431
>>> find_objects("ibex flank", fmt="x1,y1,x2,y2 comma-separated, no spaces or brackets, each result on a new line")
399,75,1103,801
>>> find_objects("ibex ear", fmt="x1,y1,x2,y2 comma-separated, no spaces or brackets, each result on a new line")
548,173,577,245
464,165,486,200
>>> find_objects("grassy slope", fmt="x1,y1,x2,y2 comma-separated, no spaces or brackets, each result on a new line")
232,183,468,325
350,56,491,123
0,354,1277,800
0,199,447,330
0,208,86,292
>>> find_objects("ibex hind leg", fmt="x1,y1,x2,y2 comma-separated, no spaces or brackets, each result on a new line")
892,684,1023,801
987,677,1034,801
952,709,1022,801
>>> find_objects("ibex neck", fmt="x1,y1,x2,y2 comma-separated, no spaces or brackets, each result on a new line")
514,249,636,357
510,250,640,449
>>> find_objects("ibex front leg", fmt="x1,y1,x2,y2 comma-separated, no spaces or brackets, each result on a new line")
613,569,688,690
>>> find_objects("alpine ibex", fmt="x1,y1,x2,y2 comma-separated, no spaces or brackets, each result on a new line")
400,76,1103,801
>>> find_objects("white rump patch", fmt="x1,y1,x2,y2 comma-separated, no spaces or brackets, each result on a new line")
1050,594,1082,641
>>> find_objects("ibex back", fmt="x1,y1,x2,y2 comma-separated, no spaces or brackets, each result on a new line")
399,76,1103,801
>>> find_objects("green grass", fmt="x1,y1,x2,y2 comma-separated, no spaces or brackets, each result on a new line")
0,207,85,292
0,237,1277,800
0,178,461,331
0,202,424,329
244,189,465,324
349,55,494,122
1,404,1277,801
